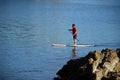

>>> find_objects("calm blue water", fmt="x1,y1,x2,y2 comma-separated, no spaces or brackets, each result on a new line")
0,0,120,80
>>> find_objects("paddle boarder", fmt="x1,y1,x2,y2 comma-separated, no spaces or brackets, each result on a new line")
68,24,77,46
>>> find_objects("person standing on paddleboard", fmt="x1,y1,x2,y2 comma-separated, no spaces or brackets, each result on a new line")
68,24,77,46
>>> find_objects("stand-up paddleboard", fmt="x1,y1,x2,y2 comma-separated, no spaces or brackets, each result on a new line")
52,44,66,46
52,43,95,47
68,44,94,47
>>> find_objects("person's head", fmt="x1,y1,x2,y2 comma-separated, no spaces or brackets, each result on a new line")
72,24,75,27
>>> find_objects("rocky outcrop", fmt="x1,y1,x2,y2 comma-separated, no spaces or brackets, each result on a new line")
54,48,120,80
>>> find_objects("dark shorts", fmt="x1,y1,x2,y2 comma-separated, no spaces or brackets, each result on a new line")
73,35,77,39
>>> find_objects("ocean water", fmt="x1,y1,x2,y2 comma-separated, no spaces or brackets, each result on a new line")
0,0,120,80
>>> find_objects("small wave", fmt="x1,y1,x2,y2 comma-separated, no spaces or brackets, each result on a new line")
95,43,120,47
18,69,43,73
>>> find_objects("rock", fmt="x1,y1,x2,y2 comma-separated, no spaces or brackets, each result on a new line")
116,48,120,58
54,48,120,80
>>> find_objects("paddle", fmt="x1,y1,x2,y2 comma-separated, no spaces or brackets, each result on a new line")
68,29,79,41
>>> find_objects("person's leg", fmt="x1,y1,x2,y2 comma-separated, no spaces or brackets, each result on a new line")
74,39,76,46
73,36,77,46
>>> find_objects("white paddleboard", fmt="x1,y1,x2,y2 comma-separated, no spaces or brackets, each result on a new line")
52,44,95,47
52,44,66,46
68,44,94,47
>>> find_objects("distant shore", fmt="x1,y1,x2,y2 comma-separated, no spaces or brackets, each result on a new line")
54,48,120,80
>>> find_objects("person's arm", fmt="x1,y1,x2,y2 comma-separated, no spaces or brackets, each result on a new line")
68,29,72,34
73,31,77,36
68,29,72,31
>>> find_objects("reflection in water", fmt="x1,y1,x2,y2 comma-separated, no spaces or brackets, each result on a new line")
72,47,77,59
